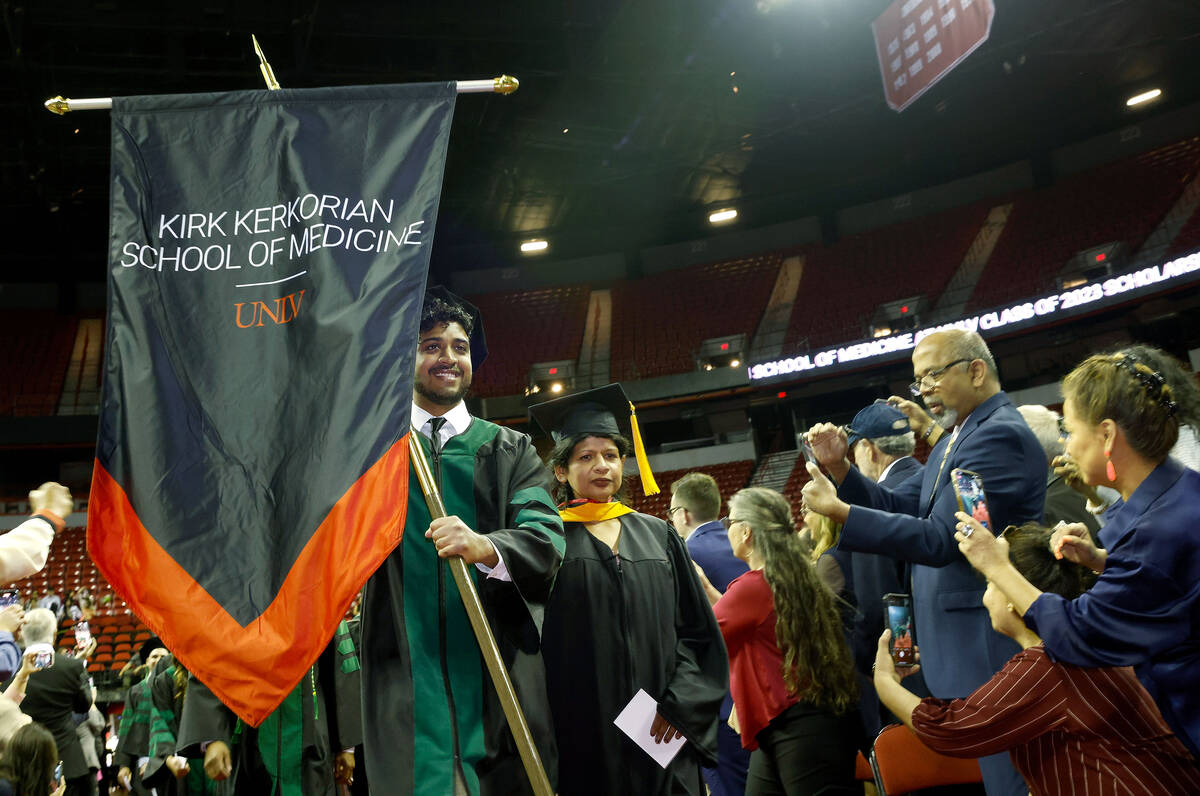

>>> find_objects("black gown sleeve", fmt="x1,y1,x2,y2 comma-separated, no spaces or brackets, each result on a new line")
656,528,729,766
322,618,363,750
477,431,564,627
176,673,236,758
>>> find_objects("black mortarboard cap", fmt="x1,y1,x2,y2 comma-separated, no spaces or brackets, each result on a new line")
139,636,165,663
528,383,660,495
423,285,488,370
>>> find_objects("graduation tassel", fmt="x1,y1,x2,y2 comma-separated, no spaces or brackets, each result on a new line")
628,402,660,496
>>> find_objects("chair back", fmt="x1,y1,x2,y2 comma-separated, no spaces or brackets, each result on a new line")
870,723,983,795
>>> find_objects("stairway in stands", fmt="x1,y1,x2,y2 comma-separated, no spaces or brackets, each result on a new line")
749,450,801,493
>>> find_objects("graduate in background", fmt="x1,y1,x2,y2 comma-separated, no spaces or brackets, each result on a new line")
530,384,727,796
115,644,169,795
175,619,362,796
142,656,218,796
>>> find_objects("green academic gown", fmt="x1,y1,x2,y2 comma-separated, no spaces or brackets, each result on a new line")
360,418,564,796
176,620,363,796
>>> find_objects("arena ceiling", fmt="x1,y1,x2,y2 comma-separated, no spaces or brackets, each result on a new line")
3,0,1200,289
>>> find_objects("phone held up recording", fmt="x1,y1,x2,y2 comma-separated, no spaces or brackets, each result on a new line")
951,467,991,529
883,593,916,667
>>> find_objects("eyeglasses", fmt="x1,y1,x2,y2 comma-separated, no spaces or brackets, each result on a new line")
909,359,971,397
666,506,685,522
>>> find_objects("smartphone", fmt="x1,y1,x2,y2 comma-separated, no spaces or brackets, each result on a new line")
799,437,816,465
883,593,916,667
74,620,91,648
27,642,54,670
0,589,18,608
951,468,991,529
53,761,62,786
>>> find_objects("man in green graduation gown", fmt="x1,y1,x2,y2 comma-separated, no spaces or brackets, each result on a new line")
360,287,564,796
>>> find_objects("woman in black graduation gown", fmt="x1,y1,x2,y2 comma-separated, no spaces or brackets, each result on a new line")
530,384,728,796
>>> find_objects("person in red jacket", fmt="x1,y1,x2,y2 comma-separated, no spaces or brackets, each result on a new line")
714,487,862,796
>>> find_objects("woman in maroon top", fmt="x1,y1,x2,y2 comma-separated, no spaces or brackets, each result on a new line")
714,487,862,796
874,521,1199,795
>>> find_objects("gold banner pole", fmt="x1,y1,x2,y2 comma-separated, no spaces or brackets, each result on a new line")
407,432,553,796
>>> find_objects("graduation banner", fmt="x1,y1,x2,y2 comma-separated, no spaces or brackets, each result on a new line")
88,82,456,725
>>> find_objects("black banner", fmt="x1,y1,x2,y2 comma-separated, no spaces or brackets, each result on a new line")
89,82,456,725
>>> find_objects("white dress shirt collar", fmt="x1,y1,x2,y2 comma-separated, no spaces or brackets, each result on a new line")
411,400,472,445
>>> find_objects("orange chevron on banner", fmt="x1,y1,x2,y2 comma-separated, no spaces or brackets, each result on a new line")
86,433,411,726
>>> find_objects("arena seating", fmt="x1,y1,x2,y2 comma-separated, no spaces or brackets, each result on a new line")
967,136,1200,311
468,285,592,398
0,311,77,416
610,254,782,382
1168,203,1200,259
628,460,755,518
785,202,989,352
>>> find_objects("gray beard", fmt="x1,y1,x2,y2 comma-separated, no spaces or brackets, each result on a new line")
935,408,959,430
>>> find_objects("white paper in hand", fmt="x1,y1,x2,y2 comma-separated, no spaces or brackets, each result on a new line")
613,688,687,768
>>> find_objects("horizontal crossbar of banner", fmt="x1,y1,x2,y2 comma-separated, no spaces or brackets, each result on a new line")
43,75,519,115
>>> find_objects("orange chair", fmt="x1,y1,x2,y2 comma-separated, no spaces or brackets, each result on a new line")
870,723,983,795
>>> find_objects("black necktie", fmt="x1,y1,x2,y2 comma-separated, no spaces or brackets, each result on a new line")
427,416,447,457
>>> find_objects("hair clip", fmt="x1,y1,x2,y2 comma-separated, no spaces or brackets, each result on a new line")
1114,355,1178,417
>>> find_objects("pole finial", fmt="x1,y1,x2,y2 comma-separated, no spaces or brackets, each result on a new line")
493,75,520,95
45,96,71,115
251,34,282,90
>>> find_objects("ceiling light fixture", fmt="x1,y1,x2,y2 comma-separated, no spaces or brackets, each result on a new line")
708,208,738,224
1126,88,1162,107
520,239,548,253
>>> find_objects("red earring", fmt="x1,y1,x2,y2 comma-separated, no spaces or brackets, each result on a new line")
1105,451,1117,481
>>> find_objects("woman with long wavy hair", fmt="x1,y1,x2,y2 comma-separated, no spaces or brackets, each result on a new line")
715,487,862,796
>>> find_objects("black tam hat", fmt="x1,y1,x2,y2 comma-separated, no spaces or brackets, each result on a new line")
528,383,660,495
422,286,488,370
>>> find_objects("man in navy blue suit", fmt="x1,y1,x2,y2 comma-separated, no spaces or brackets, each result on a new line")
844,401,926,733
670,472,749,796
802,330,1045,796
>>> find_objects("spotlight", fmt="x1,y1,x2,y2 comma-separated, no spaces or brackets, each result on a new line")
550,382,564,394
708,208,738,225
1126,89,1162,107
703,363,714,372
520,239,549,253
729,359,741,368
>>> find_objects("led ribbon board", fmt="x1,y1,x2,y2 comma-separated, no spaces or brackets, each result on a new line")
749,251,1200,383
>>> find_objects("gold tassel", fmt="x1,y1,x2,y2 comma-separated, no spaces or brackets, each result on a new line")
629,401,660,496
